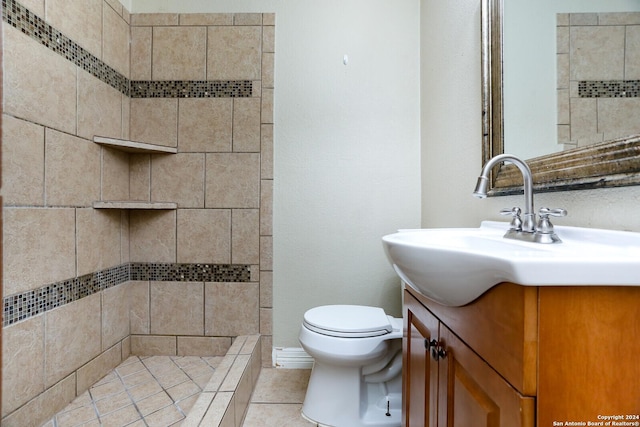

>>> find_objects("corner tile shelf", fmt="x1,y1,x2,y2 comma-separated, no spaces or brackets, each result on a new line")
93,136,178,210
93,136,178,154
92,201,177,210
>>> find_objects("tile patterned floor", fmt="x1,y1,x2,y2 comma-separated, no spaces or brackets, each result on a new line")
42,355,223,427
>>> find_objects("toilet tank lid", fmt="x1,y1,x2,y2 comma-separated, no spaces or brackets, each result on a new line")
303,305,392,335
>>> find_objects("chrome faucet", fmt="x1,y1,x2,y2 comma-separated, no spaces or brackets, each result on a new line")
473,154,567,243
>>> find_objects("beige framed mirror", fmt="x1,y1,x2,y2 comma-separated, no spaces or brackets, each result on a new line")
481,0,640,196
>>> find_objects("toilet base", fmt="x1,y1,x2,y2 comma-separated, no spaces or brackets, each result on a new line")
301,361,401,427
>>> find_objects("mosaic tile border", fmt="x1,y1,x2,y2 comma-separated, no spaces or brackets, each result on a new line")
3,263,252,327
579,80,640,98
2,0,252,99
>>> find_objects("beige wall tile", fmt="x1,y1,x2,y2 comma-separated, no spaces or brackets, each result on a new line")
259,271,273,309
261,88,274,125
179,13,232,26
130,98,178,147
234,14,262,26
131,13,179,26
122,94,131,139
2,115,45,206
3,25,76,134
76,343,122,395
1,374,76,427
129,211,177,262
177,209,231,264
78,71,123,140
152,26,206,81
103,1,130,77
151,153,205,208
570,98,598,141
129,154,151,201
77,208,123,276
102,148,130,201
262,13,275,26
102,283,131,349
45,129,101,206
45,294,102,387
130,335,177,356
46,0,102,58
260,236,273,271
131,26,152,80
20,0,44,16
130,281,150,335
260,124,274,180
262,25,275,53
598,98,640,140
178,98,233,152
120,211,131,263
625,25,640,79
104,0,123,16
260,180,273,236
233,98,261,152
3,208,76,295
2,316,45,416
177,337,232,356
260,308,273,336
150,281,204,335
262,52,274,88
570,26,625,80
205,282,259,336
207,26,262,80
205,153,260,208
231,209,259,264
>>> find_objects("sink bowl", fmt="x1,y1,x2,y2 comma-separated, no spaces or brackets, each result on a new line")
382,221,640,306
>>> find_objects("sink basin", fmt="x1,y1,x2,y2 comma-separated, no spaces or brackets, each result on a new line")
382,221,640,306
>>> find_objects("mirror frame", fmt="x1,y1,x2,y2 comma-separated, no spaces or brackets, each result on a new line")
481,0,640,196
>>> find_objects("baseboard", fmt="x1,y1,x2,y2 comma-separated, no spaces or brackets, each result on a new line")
272,347,314,369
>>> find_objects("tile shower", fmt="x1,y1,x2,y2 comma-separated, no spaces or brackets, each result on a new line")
1,0,274,425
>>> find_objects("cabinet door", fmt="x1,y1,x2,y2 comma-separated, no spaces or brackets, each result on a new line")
404,291,439,427
437,325,535,427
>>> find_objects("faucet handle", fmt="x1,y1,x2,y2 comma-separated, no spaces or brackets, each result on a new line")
500,207,522,231
537,207,567,234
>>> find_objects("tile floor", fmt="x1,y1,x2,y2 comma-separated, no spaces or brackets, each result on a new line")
42,355,315,427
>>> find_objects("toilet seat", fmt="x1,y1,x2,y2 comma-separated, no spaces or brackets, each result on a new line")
303,305,393,338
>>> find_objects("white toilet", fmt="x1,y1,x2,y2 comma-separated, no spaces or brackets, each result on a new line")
299,305,403,427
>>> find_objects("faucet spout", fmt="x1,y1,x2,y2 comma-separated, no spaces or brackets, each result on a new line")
473,154,536,232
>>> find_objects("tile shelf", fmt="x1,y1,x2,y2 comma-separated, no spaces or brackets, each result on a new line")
93,136,177,210
93,136,178,154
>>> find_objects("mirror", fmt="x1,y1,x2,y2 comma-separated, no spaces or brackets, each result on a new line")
481,0,640,195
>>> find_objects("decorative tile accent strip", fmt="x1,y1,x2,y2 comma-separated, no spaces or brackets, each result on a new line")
3,263,251,327
130,81,253,99
2,0,252,99
579,80,640,98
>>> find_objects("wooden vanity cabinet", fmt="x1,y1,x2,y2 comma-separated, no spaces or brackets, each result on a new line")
403,283,640,427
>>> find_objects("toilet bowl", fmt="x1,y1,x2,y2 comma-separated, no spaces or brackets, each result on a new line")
299,305,402,427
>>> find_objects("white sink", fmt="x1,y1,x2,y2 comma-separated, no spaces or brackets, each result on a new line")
382,221,640,306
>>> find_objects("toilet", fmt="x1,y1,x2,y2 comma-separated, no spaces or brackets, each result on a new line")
299,305,403,427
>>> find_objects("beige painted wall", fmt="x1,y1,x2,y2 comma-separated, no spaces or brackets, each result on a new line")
131,0,422,349
420,0,640,233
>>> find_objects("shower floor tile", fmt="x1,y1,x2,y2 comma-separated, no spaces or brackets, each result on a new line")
42,355,223,427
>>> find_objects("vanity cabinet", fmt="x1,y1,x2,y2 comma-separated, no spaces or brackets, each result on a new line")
403,283,640,427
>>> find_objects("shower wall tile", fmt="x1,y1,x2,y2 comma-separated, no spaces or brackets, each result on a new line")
570,26,625,80
130,335,177,356
260,236,273,272
234,13,262,26
129,154,151,201
130,98,179,147
232,98,261,152
205,153,260,208
231,209,260,265
150,153,205,208
129,211,177,263
77,70,123,140
103,0,130,78
76,208,123,276
260,180,273,236
179,13,232,26
261,88,274,124
102,148,131,201
19,0,43,16
177,209,231,264
102,282,131,350
261,124,274,179
130,13,179,26
104,0,123,16
178,98,233,152
263,24,275,53
207,26,262,80
45,294,102,387
130,281,151,335
44,129,101,206
598,98,640,140
204,282,260,336
625,25,640,79
3,208,76,296
152,26,207,81
2,115,45,206
260,271,273,309
1,315,45,416
150,281,204,335
3,25,77,134
45,0,103,59
177,336,232,357
131,26,152,80
262,52,275,88
76,342,122,395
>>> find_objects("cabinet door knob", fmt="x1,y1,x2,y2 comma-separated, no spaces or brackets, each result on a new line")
425,339,438,350
432,346,447,361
